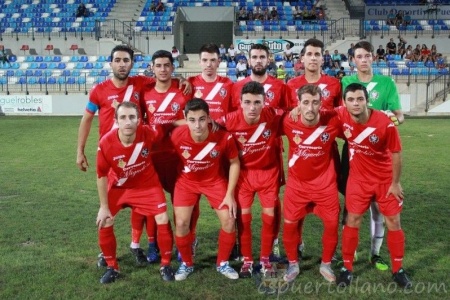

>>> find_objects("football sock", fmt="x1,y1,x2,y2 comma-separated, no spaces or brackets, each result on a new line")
175,232,194,266
157,223,173,267
322,219,339,263
273,199,281,242
190,201,200,239
130,209,145,245
238,213,253,262
261,213,275,258
369,203,385,256
387,229,405,273
297,217,305,246
216,229,236,266
99,226,118,270
145,216,157,244
282,221,299,263
342,225,359,272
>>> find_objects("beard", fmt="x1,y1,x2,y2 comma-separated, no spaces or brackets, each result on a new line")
251,66,267,76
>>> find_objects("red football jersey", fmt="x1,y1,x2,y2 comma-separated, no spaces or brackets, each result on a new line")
188,75,233,120
219,107,284,170
141,80,191,157
96,125,161,189
287,74,342,111
170,125,238,182
230,75,290,111
283,111,343,188
336,107,402,183
86,75,155,138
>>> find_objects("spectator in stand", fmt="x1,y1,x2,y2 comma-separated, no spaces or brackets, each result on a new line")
235,50,247,63
413,44,421,61
294,57,304,76
254,6,262,20
76,3,87,18
397,37,407,59
283,44,294,62
430,44,438,63
323,50,332,69
227,44,237,63
156,1,165,12
276,64,286,82
143,64,154,77
236,59,248,78
387,9,396,26
294,6,302,20
247,10,254,21
420,44,431,62
219,44,227,62
331,49,342,68
403,12,411,26
386,38,397,55
270,7,279,20
395,10,404,27
376,45,386,62
238,7,248,21
302,6,311,21
336,67,346,80
0,45,10,67
150,1,157,12
405,45,414,61
347,43,355,62
171,46,183,68
267,57,278,76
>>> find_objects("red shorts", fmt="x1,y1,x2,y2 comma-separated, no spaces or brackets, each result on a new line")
346,177,403,216
283,182,340,222
152,152,181,196
236,167,281,209
173,177,228,210
108,186,167,217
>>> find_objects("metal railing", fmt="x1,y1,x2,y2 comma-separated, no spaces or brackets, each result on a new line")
425,69,450,112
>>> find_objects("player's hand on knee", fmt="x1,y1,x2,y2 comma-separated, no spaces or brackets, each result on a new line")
96,207,113,229
386,182,404,202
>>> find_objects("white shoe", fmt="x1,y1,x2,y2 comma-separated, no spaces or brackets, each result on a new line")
320,262,336,282
283,262,299,282
217,261,239,280
175,262,194,281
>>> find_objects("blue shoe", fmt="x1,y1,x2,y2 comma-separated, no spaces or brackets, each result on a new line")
217,261,239,279
175,263,194,281
147,242,160,263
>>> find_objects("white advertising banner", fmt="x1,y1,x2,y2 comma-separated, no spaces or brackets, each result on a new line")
234,38,305,55
0,95,53,114
365,5,450,20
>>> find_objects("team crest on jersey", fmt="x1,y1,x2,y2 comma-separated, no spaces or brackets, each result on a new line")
262,129,271,139
293,134,302,145
112,99,119,109
133,92,139,100
195,89,203,98
370,90,379,100
141,148,149,158
369,134,379,144
182,149,191,159
117,159,126,168
266,90,274,101
171,102,180,113
344,129,352,139
322,88,330,98
219,88,227,98
210,149,219,158
320,132,330,143
147,103,156,113
238,135,247,144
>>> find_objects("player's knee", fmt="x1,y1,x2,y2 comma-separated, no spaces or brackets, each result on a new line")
103,218,114,227
384,215,401,230
346,213,363,227
154,212,169,224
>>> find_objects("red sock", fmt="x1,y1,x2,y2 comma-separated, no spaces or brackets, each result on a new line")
238,213,253,262
342,225,359,271
321,220,338,263
130,209,145,244
190,201,200,238
297,218,305,245
282,222,299,263
273,199,281,239
145,216,157,244
216,229,236,265
99,226,118,270
175,232,193,266
157,223,173,266
261,213,275,259
387,229,405,273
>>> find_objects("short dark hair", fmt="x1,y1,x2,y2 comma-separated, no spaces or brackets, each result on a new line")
297,84,322,101
152,50,173,64
184,98,210,115
115,101,140,119
302,38,324,54
110,45,134,62
353,41,374,54
241,81,265,99
249,43,270,57
199,43,220,57
343,83,369,102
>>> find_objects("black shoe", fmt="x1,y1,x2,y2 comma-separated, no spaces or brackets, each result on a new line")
160,265,175,281
393,268,412,289
100,267,119,284
336,267,353,287
97,252,107,268
229,243,242,261
130,248,148,267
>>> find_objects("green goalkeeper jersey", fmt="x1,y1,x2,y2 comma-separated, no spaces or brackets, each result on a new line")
341,74,401,111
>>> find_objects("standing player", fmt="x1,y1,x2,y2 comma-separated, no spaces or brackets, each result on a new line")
336,83,411,288
286,38,342,257
281,84,342,283
230,43,290,261
95,102,174,283
187,43,235,248
219,81,284,278
341,41,404,272
131,50,192,263
171,98,240,281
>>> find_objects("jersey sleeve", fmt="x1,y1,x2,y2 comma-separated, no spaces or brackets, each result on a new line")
225,133,239,160
386,123,402,153
386,78,402,111
96,143,110,178
86,84,101,114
